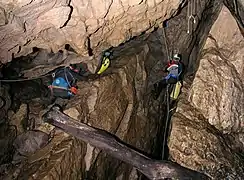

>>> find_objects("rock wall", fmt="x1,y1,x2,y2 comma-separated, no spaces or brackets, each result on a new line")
189,6,244,147
0,0,223,80
7,40,162,179
0,0,183,63
168,6,244,179
1,0,244,179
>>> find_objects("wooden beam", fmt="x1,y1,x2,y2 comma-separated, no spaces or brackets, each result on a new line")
43,105,210,180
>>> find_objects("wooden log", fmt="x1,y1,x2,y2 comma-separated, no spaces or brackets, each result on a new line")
43,105,210,180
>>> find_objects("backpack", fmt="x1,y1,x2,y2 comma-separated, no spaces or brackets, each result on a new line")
48,68,78,99
170,81,182,100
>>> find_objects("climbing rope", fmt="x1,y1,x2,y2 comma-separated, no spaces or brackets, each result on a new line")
162,22,170,60
64,66,75,88
233,0,238,14
0,73,51,82
154,21,171,61
187,0,197,34
161,84,171,160
0,66,75,83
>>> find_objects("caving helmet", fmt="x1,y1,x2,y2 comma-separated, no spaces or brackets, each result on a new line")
104,51,111,57
97,56,110,75
97,50,113,75
173,53,181,61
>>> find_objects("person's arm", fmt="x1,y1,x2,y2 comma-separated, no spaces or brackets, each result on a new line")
164,65,168,72
164,62,171,72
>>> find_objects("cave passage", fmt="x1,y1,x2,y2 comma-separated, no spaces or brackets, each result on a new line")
0,0,243,179
0,33,190,179
0,30,202,179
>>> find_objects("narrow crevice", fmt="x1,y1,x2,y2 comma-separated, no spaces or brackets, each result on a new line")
152,0,223,162
60,1,73,29
182,0,223,75
103,0,113,19
224,0,244,35
64,44,76,53
87,36,94,56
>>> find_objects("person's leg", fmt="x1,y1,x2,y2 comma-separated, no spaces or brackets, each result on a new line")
167,76,177,84
153,79,167,99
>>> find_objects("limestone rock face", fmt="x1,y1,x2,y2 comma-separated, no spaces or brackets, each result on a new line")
0,86,15,165
0,0,182,63
10,104,28,135
13,130,49,157
189,6,244,138
1,0,244,179
168,92,244,179
10,41,162,180
168,6,244,179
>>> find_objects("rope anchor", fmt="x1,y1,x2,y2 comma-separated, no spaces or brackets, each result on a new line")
187,0,197,34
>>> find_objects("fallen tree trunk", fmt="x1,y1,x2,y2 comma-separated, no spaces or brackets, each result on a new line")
43,105,210,180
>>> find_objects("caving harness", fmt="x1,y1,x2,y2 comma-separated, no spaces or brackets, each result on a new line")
48,67,78,99
160,60,183,160
167,56,183,100
97,51,112,74
161,53,183,100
